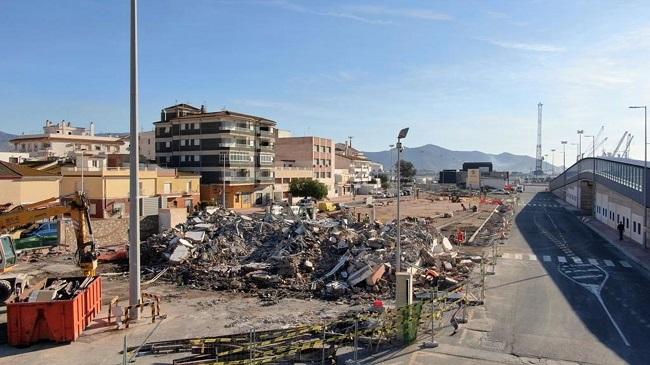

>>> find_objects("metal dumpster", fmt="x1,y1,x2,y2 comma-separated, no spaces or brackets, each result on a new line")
7,276,102,346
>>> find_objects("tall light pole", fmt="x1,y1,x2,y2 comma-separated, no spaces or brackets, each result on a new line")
389,144,395,189
630,105,647,249
577,130,584,160
561,141,568,200
395,128,409,273
222,151,227,208
128,0,141,319
561,141,567,171
550,149,556,175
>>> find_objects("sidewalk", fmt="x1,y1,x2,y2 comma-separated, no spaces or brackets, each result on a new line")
552,196,650,276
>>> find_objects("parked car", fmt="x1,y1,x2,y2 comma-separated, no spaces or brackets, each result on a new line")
491,189,510,195
516,185,524,193
22,221,58,238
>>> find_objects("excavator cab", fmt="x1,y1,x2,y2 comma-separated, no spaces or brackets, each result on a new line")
0,234,17,272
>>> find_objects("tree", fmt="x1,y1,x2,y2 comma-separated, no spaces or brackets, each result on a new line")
395,160,417,181
289,179,328,200
374,173,390,189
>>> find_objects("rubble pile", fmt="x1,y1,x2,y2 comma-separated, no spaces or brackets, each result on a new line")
141,208,480,301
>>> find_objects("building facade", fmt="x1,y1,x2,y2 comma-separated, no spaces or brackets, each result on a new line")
273,167,313,201
275,136,336,197
10,120,128,160
59,154,200,218
139,130,156,162
154,104,277,209
0,161,60,210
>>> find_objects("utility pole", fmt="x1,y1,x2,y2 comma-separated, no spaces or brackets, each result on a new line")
128,0,141,319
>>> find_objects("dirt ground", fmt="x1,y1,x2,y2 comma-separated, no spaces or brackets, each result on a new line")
0,193,512,365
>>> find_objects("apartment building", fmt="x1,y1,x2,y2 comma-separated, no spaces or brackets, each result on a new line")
139,130,156,162
273,166,313,201
10,120,128,159
60,153,200,218
155,104,277,209
275,136,336,197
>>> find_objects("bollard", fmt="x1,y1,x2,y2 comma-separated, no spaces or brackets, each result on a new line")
421,287,439,348
321,325,326,365
122,336,127,365
458,281,469,324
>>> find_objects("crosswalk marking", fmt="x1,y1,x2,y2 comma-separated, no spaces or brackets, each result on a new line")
499,253,633,269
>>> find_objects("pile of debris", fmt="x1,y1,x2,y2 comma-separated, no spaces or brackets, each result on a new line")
141,208,480,301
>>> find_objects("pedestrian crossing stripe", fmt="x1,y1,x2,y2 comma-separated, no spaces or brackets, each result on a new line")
500,253,632,268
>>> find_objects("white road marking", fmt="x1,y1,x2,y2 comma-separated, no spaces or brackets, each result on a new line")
514,253,523,260
604,260,615,267
620,261,632,268
572,274,601,279
528,254,537,261
588,259,599,265
543,255,552,262
558,256,567,263
572,257,583,264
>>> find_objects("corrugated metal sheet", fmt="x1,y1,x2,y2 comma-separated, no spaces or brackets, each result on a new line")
140,197,160,217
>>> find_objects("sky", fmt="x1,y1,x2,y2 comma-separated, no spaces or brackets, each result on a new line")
1,0,650,163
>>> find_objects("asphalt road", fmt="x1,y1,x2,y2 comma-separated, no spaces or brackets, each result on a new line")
482,186,650,364
376,185,650,364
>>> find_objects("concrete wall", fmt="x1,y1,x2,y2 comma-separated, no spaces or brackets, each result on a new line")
594,183,645,244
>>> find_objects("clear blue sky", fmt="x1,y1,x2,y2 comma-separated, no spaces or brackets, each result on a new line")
1,1,650,162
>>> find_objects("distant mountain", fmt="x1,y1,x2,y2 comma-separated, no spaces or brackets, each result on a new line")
0,131,17,152
363,144,558,174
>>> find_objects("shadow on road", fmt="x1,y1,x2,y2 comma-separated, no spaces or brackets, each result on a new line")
515,189,650,364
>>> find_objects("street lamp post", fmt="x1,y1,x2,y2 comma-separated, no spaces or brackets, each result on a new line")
389,144,395,189
577,130,584,160
395,128,409,273
629,106,647,249
128,0,141,320
550,149,556,175
561,141,567,200
222,152,227,208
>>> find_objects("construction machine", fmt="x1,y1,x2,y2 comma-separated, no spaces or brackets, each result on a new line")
0,192,98,302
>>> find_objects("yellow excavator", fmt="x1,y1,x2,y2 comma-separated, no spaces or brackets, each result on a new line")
0,192,98,302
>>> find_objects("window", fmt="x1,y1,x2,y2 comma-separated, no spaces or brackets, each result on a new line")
95,145,101,151
181,139,187,146
260,154,273,163
91,160,98,168
186,181,192,192
194,155,200,162
327,172,331,178
321,159,326,165
314,159,319,166
320,172,326,178
230,152,251,162
165,141,171,148
163,183,171,194
314,145,318,152
327,147,331,153
314,172,319,178
194,139,200,146
181,123,185,130
626,218,629,228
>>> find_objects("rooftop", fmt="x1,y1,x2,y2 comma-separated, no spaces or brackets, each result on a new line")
0,161,57,178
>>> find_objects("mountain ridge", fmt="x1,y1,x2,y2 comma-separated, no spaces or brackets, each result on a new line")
363,144,558,173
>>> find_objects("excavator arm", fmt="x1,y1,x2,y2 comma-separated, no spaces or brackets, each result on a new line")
0,192,98,276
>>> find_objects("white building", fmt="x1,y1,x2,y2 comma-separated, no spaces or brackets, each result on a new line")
0,152,30,164
10,120,128,160
139,130,156,162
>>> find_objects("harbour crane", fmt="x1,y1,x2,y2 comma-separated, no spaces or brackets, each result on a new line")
612,131,629,157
